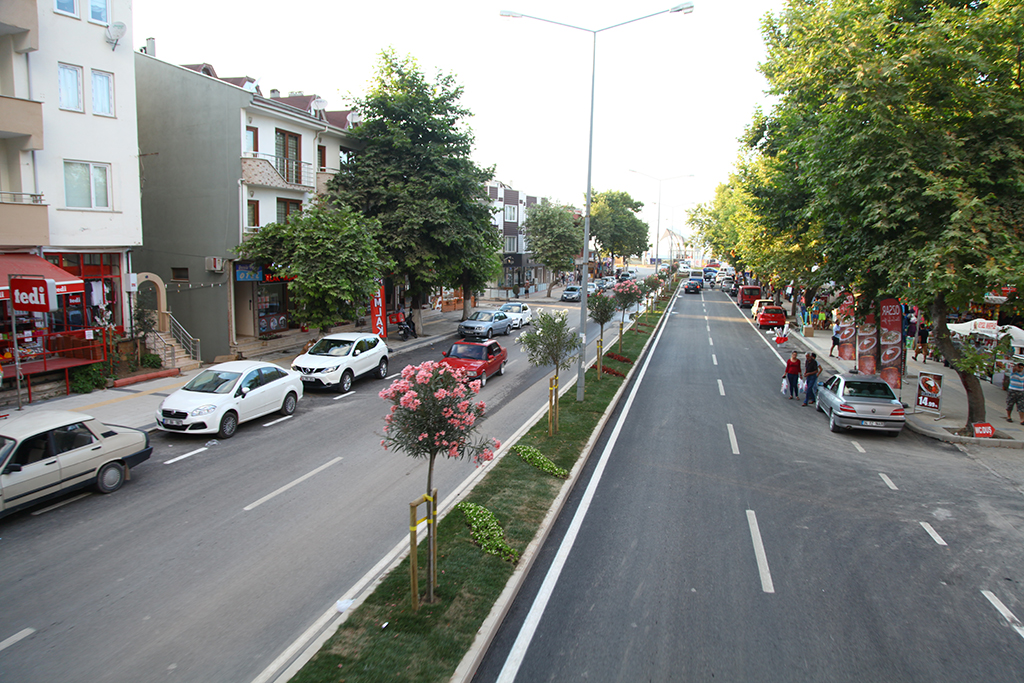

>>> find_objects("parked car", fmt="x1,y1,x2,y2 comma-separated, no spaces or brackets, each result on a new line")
757,305,788,329
720,277,735,292
738,285,761,307
440,339,508,387
750,299,774,319
684,279,702,294
561,286,582,302
291,332,389,393
586,282,598,295
458,309,513,338
499,302,533,328
0,410,152,517
157,360,304,438
816,374,905,436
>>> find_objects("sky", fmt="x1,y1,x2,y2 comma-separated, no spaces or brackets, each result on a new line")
131,0,785,258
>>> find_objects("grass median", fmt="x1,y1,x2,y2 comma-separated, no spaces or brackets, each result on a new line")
291,287,676,683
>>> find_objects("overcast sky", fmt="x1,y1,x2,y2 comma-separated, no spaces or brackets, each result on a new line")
132,0,784,253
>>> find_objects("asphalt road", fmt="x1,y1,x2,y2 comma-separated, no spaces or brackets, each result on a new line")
0,300,626,682
473,286,1024,682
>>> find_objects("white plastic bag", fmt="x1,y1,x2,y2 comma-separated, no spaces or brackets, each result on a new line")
781,377,788,394
798,377,807,393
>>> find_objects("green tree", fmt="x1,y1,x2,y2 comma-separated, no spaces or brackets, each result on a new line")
590,190,650,270
328,49,499,328
522,199,584,297
234,201,392,333
516,310,583,434
587,291,617,379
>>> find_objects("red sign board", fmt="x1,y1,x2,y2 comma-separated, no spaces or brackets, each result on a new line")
878,298,902,390
11,277,58,312
916,371,943,414
371,283,386,339
972,423,994,438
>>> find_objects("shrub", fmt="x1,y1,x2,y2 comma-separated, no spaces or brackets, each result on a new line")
455,502,519,562
512,444,569,479
141,353,162,369
70,363,108,394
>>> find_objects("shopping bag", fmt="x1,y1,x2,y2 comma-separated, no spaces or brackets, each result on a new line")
798,377,807,393
781,377,788,395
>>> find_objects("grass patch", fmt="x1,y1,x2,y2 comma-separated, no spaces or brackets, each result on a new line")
291,293,674,683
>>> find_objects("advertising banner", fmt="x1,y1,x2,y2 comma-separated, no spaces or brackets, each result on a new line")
11,277,58,313
371,282,386,339
836,293,857,360
857,313,878,375
879,298,903,389
916,371,943,414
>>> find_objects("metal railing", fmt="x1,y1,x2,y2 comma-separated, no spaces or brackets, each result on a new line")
243,151,315,187
0,191,44,204
144,331,176,369
168,313,200,363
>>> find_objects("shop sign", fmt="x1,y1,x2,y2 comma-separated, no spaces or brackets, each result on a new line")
972,423,994,438
878,298,902,389
836,292,857,361
235,263,263,282
857,313,878,375
11,277,58,312
371,282,386,338
916,371,943,414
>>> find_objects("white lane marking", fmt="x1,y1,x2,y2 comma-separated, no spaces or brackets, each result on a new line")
0,628,35,652
982,590,1024,640
263,415,293,427
920,522,948,546
746,510,776,593
244,457,343,511
496,291,672,683
333,392,356,401
879,473,898,490
712,354,718,366
727,424,739,454
31,492,91,515
851,441,866,453
709,337,714,346
718,379,725,396
164,447,207,465
705,315,708,321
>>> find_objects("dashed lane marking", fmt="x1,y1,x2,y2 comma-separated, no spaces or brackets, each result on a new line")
165,447,207,465
982,591,1024,641
879,473,899,490
920,522,948,546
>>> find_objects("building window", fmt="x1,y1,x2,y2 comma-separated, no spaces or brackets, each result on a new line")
55,0,77,17
504,205,518,222
88,0,108,24
91,70,113,116
505,236,518,253
64,161,110,209
58,64,83,112
277,199,302,223
247,200,259,228
171,268,189,282
245,126,258,154
275,129,301,183
317,145,327,171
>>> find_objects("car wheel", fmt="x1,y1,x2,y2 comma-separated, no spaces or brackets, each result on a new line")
376,357,389,379
280,391,297,416
96,461,125,493
829,409,842,433
498,360,506,376
218,411,239,439
815,397,824,413
503,323,511,336
339,370,354,393
486,329,493,339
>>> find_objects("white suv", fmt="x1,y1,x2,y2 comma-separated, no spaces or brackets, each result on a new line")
291,333,389,393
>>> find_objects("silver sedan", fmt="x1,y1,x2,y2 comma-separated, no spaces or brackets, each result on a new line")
815,373,905,436
458,310,513,338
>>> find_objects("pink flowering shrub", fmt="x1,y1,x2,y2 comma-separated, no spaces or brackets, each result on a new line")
612,279,644,323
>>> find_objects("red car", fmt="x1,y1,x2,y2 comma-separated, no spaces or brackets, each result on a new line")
757,305,787,329
440,339,508,386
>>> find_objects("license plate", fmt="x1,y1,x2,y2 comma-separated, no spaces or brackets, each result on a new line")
164,418,183,426
301,375,316,382
861,420,885,427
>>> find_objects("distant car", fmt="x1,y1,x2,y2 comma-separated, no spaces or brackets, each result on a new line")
757,306,787,329
291,332,389,393
686,276,704,292
0,410,152,517
499,302,533,328
684,280,702,294
816,374,905,436
750,299,774,319
738,285,761,307
561,286,582,302
720,277,735,291
458,309,513,338
157,360,304,438
586,282,598,295
440,339,508,387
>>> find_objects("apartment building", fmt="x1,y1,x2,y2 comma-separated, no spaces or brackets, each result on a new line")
487,182,548,294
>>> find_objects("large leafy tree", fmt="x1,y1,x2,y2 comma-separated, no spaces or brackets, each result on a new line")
589,190,650,269
522,199,584,297
234,201,392,333
328,49,499,328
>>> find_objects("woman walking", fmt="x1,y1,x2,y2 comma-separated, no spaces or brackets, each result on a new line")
784,351,802,400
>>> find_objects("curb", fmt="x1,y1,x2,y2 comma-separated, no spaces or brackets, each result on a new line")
904,417,1024,449
112,367,181,388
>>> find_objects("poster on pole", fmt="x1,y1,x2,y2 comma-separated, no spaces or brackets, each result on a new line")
879,298,903,389
857,313,877,375
836,293,857,361
916,371,943,414
370,282,387,339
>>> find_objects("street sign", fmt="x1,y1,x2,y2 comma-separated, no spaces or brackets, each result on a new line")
972,423,994,438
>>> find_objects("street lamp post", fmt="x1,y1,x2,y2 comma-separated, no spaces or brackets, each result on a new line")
629,170,694,266
501,3,694,401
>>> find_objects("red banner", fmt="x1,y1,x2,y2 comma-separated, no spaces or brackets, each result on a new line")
857,313,877,375
878,298,902,389
973,423,994,438
371,283,386,339
836,293,856,360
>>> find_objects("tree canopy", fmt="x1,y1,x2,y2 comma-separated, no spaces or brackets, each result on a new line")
589,190,650,267
522,199,584,296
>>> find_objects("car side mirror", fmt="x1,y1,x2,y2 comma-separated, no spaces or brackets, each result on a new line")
442,351,449,357
3,463,22,475
240,386,250,397
354,349,361,356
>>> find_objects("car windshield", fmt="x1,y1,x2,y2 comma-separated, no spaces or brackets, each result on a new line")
843,381,896,399
308,338,354,356
184,369,241,394
0,436,14,463
448,344,486,360
470,312,494,322
500,304,522,313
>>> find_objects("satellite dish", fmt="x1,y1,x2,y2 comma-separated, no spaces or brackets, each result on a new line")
347,111,363,128
311,98,328,111
105,22,127,50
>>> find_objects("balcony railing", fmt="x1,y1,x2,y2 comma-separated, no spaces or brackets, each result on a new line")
243,151,315,188
0,191,44,204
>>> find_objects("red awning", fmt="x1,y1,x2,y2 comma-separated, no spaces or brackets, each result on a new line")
0,253,85,301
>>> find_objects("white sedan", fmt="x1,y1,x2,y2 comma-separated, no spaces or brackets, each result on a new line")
498,302,534,328
156,360,303,438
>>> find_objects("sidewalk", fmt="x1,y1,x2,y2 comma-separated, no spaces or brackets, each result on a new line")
792,324,1024,449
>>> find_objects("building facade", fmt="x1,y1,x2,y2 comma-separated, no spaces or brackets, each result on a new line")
486,182,548,295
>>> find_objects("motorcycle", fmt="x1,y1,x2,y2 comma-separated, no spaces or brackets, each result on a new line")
396,317,418,341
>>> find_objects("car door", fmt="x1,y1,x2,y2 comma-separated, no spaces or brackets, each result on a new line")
236,369,268,422
51,421,103,490
484,342,503,376
258,366,290,413
351,338,373,378
1,430,61,510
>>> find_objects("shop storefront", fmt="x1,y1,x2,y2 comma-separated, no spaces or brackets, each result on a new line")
233,262,294,338
43,252,123,332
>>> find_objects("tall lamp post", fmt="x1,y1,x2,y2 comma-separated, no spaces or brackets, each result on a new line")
629,170,693,266
501,3,694,401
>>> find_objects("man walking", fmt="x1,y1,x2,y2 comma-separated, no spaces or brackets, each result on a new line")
1007,362,1024,424
802,352,820,406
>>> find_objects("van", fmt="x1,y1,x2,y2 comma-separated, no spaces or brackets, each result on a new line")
738,285,761,308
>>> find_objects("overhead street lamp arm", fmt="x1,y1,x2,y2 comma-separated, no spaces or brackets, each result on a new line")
500,3,694,33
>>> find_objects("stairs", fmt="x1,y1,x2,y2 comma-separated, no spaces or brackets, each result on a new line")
145,332,202,372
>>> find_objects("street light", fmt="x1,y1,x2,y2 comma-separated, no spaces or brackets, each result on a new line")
629,170,694,265
501,3,694,401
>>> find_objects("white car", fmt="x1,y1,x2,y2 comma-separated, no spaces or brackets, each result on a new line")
156,360,303,438
498,302,534,328
291,332,389,393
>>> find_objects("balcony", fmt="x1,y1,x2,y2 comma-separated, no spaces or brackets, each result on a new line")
0,96,43,150
0,0,38,53
241,152,315,190
0,193,49,246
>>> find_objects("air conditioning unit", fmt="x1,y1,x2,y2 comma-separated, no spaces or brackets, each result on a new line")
205,257,225,273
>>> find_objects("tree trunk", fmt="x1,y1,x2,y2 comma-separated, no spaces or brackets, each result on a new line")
931,291,987,429
408,293,422,336
547,277,555,298
425,451,436,603
461,273,473,321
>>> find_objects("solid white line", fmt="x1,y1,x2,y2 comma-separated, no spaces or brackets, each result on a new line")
31,492,91,515
333,392,356,400
164,447,207,464
920,522,948,546
746,510,776,593
982,590,1024,640
0,628,34,653
718,379,725,396
712,354,718,366
244,457,343,511
709,337,714,346
879,473,898,490
851,441,866,453
496,292,671,683
727,423,739,454
263,415,293,427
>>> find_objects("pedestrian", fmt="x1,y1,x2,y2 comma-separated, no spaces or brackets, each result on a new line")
906,313,918,350
830,321,841,357
1006,362,1024,424
784,351,801,399
914,323,931,362
802,352,820,406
